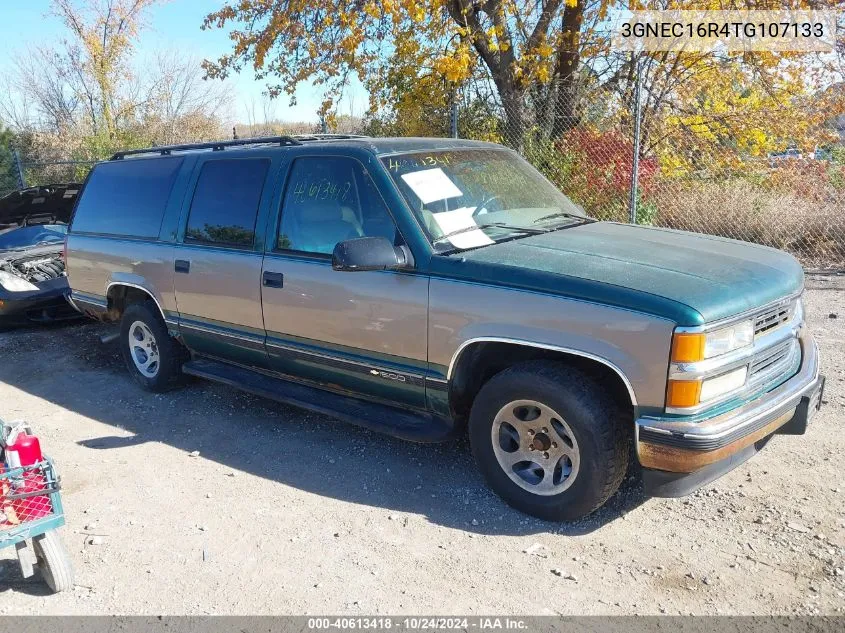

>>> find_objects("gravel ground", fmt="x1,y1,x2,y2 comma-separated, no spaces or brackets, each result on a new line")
0,279,843,615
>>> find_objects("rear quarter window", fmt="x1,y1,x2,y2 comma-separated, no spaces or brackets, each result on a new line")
70,156,184,238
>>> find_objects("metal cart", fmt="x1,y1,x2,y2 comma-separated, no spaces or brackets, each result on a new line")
1,453,73,592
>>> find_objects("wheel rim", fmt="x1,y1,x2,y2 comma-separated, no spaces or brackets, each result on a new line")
490,399,580,496
128,321,160,378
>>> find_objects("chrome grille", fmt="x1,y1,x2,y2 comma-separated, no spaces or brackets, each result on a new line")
748,338,798,389
754,301,794,336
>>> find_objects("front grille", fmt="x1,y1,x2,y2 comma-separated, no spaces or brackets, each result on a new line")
748,338,798,388
754,301,794,336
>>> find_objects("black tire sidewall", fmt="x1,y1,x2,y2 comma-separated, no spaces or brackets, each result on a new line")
120,302,181,391
469,364,623,521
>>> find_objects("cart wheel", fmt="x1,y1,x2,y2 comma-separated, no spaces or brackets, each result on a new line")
33,531,74,593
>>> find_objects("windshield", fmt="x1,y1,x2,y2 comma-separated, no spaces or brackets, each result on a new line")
383,148,588,251
0,224,68,251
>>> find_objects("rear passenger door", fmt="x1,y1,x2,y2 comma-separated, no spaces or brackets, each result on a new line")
260,155,429,408
173,154,278,367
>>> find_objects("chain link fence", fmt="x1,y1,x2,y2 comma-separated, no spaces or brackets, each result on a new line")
447,69,845,272
0,156,95,199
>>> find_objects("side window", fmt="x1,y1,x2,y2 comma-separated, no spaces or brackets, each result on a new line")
278,156,399,255
185,158,269,248
71,156,183,238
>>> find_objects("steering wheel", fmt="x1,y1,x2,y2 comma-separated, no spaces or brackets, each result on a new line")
472,195,503,218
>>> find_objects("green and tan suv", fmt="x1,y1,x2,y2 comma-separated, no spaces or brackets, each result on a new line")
65,135,825,520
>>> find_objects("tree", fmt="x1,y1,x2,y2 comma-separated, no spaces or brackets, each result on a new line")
50,0,162,139
0,1,232,167
141,51,233,145
0,126,21,195
202,0,597,147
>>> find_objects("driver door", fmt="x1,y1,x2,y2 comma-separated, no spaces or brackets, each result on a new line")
260,155,429,408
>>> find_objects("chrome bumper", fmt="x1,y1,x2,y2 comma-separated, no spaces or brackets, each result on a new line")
636,331,822,475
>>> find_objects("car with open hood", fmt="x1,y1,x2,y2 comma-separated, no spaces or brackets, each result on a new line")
64,136,824,520
0,184,81,327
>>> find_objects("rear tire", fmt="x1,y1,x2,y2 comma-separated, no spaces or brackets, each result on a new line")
469,361,629,521
33,530,74,593
120,300,185,392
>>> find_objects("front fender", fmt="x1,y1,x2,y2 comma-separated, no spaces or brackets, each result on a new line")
428,278,675,414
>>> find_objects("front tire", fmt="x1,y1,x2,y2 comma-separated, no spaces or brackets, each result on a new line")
120,300,185,392
469,361,629,521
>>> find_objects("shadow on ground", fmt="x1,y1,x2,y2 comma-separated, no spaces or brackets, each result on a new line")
0,559,53,597
0,322,647,537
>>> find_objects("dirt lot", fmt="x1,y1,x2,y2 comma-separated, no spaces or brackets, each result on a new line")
0,279,843,615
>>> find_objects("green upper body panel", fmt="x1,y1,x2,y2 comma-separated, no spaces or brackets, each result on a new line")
429,222,804,327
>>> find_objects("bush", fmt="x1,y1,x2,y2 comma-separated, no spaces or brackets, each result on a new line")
651,178,845,268
553,128,658,222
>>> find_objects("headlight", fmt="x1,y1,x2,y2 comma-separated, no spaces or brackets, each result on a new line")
666,366,749,409
699,366,748,402
671,320,754,363
0,270,39,292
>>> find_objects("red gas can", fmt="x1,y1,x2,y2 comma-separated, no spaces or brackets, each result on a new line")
5,431,42,469
4,427,50,522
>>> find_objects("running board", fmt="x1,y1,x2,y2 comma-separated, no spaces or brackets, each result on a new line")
182,358,457,443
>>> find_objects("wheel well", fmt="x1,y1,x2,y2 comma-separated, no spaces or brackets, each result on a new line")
449,342,635,423
105,284,162,322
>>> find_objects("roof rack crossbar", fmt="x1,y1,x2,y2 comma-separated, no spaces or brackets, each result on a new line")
110,135,303,160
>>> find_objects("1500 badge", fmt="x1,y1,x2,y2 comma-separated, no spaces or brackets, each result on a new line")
370,369,407,382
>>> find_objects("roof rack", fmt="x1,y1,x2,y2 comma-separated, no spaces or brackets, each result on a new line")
110,136,303,160
292,134,369,141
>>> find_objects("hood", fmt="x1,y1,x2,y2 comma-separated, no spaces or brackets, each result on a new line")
453,222,804,326
0,184,81,227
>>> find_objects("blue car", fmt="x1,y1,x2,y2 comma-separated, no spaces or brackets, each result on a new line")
0,184,82,328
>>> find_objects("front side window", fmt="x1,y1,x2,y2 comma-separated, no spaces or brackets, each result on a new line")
185,159,269,247
383,148,588,251
278,156,399,255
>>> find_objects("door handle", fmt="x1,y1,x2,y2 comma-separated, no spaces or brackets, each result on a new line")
263,271,284,288
175,259,190,274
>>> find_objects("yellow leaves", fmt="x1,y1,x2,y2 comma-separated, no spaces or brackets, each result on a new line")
537,42,554,58
433,46,473,83
537,64,551,83
399,0,425,22
652,51,829,178
339,34,360,56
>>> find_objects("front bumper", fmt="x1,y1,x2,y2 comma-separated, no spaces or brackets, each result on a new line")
0,278,79,326
637,331,824,497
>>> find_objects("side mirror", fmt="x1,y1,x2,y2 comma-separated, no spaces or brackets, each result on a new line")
332,237,413,272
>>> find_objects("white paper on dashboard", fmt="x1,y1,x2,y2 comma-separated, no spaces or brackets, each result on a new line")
400,168,464,204
432,206,494,249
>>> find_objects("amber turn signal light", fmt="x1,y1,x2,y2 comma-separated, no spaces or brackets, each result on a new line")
666,380,702,408
671,332,706,363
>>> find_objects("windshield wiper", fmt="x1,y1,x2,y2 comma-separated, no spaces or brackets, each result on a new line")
533,211,595,225
432,222,547,246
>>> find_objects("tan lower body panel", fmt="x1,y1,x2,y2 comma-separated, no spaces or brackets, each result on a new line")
638,409,795,473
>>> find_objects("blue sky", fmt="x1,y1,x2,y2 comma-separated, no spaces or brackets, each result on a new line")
0,0,366,124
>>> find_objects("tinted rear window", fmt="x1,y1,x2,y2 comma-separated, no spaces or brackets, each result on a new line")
184,159,269,248
71,157,183,238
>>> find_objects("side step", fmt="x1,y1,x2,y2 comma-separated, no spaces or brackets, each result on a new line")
182,357,457,443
